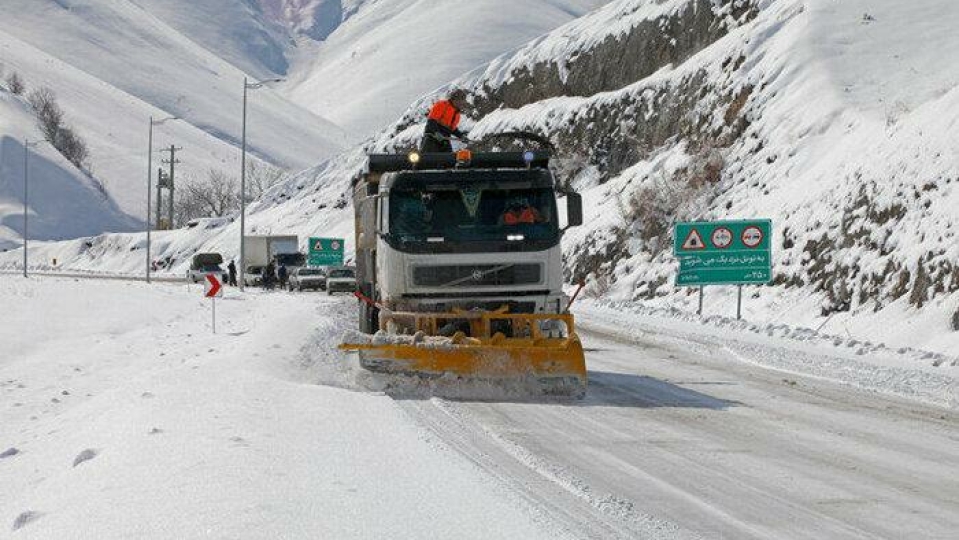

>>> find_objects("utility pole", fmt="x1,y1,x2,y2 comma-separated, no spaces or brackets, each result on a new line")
23,139,40,278
240,76,284,291
146,116,179,283
240,77,248,291
160,145,182,229
156,168,165,230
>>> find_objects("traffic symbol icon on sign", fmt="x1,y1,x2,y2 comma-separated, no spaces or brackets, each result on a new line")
204,274,223,298
313,241,323,250
681,229,706,250
741,226,764,248
711,227,733,249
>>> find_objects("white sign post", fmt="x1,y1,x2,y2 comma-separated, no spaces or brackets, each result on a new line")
204,274,223,333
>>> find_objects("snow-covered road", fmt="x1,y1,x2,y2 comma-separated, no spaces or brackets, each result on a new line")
403,329,959,539
3,276,957,539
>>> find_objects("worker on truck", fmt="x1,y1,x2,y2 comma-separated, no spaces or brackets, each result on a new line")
420,89,469,153
501,197,543,225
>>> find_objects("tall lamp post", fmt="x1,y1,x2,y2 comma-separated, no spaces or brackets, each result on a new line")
22,139,41,278
146,115,178,283
240,77,284,291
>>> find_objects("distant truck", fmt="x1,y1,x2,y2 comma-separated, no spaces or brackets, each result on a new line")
243,235,305,284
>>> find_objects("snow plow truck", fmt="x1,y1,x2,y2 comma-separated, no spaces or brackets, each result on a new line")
340,146,588,397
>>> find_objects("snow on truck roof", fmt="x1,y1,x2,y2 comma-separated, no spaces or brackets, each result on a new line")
366,151,550,174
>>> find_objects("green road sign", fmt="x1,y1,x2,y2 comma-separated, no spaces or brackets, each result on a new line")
308,237,344,266
673,219,772,286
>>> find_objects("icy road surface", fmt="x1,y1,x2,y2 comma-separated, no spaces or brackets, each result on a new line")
399,331,959,539
2,276,957,539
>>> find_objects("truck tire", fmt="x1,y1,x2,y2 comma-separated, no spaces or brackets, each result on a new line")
359,302,379,334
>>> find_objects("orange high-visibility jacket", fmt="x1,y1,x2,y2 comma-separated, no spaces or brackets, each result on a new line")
427,100,461,131
504,207,540,225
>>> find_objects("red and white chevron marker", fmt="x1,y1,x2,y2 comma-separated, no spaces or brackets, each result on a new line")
204,274,223,298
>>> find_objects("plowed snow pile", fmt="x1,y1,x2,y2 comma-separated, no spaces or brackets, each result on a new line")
0,277,566,539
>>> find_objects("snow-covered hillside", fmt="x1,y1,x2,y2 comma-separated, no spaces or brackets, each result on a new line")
0,0,608,244
0,0,348,221
0,81,138,250
3,0,958,356
282,0,612,135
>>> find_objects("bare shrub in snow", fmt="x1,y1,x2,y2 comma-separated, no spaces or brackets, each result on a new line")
585,273,611,298
910,263,930,308
174,169,240,226
6,71,25,95
27,86,91,170
245,161,288,201
622,148,723,256
54,126,89,170
952,308,959,332
28,87,64,141
624,174,679,253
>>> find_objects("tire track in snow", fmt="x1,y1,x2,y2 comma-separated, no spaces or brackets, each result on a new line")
397,398,704,540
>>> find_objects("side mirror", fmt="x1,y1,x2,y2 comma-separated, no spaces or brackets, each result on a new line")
375,194,388,235
566,192,583,227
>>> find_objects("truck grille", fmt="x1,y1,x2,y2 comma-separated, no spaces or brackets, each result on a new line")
412,264,542,287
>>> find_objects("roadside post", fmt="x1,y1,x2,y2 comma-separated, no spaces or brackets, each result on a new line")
673,219,772,319
204,274,223,333
308,237,345,267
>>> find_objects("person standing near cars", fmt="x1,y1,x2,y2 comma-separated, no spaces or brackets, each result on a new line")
278,264,289,290
227,260,237,287
263,260,275,290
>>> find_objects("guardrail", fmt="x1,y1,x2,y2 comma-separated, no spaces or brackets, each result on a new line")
0,268,187,283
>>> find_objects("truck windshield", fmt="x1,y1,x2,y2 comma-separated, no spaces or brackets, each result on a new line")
389,186,557,244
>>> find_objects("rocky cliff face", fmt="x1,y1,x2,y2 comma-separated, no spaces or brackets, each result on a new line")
372,0,959,334
257,0,343,41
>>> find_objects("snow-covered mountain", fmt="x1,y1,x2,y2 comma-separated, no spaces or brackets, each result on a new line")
280,0,613,135
0,0,349,247
0,0,607,247
3,0,958,355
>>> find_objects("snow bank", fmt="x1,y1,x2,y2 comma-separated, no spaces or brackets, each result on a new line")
576,299,959,409
0,276,565,539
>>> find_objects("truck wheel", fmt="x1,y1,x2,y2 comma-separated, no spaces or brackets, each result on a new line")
359,302,379,333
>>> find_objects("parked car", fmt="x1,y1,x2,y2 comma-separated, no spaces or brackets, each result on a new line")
187,264,228,284
243,266,264,287
288,267,326,291
187,252,228,283
325,266,356,295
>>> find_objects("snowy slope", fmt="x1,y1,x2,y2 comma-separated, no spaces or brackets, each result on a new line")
282,0,612,135
0,277,566,539
0,83,138,250
128,0,292,78
0,0,348,218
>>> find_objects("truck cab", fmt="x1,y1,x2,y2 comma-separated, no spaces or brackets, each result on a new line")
353,151,582,333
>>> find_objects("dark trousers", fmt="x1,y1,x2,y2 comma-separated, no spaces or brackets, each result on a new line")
420,131,452,153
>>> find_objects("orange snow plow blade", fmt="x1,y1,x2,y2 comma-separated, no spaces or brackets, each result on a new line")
340,312,587,397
